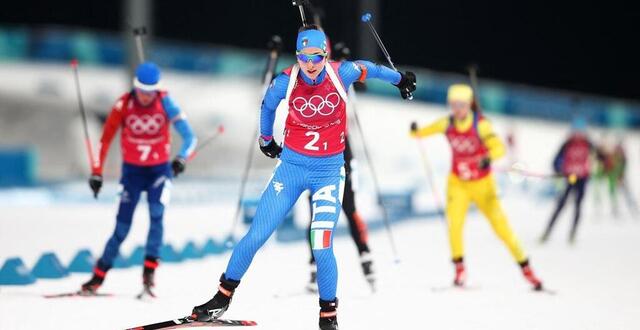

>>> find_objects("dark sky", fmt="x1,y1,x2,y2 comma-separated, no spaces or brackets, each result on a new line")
1,0,638,101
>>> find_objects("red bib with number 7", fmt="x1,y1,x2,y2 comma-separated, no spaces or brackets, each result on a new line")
121,92,171,166
283,62,347,156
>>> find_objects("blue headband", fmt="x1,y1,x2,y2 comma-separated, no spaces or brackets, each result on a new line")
296,29,327,52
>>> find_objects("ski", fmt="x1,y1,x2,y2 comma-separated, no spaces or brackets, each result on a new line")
430,285,557,295
136,286,157,300
43,291,114,299
365,278,376,293
126,317,257,330
535,287,557,295
430,285,481,293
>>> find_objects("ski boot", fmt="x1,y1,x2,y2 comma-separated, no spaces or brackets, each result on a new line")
80,265,107,295
519,259,543,291
319,298,339,330
191,273,240,322
453,257,466,287
306,262,318,293
137,257,158,299
359,252,376,291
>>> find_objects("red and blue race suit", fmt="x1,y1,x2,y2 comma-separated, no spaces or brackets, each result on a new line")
92,91,196,272
545,134,594,242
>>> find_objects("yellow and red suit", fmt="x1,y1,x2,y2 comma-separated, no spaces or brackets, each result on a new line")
413,112,527,263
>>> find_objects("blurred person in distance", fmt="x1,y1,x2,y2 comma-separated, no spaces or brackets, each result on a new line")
540,117,603,244
411,84,544,291
81,62,197,298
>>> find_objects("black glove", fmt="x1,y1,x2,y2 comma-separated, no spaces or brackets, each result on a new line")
410,121,419,133
89,174,103,199
395,71,417,100
479,157,491,170
353,81,368,92
259,138,282,159
172,157,186,177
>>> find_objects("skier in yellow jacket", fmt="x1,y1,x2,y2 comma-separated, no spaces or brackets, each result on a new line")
411,84,544,290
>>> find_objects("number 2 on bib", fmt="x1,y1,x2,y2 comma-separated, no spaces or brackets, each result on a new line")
303,131,346,152
304,131,321,151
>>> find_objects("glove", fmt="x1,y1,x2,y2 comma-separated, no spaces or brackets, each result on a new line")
479,157,491,170
395,71,417,100
259,138,282,159
410,121,420,138
172,157,186,177
89,174,103,199
353,81,368,92
410,121,419,133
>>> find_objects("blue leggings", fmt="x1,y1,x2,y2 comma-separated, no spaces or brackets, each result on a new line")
98,162,172,270
225,148,345,300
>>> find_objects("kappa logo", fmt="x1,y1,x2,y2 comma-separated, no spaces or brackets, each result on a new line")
273,181,284,195
292,93,341,118
126,113,165,135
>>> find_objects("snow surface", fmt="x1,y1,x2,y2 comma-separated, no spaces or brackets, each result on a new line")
1,192,639,330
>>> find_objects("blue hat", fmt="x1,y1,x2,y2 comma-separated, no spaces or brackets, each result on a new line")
133,61,161,91
296,29,328,53
571,116,587,132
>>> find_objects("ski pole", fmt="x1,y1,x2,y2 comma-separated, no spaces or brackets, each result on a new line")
70,59,97,172
361,12,413,100
132,26,147,63
349,85,401,263
292,0,310,27
332,42,401,262
187,125,225,162
495,164,577,184
414,138,446,221
467,64,483,114
225,35,282,247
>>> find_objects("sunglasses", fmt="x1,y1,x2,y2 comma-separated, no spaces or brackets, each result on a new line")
296,51,328,64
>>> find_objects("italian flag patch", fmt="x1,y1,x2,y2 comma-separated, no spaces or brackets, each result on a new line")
311,229,332,250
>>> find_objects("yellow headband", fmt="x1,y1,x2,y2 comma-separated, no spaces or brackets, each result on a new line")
447,84,473,103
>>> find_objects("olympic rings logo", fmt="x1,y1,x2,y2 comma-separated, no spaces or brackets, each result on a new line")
292,92,341,118
126,114,165,135
450,136,479,153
